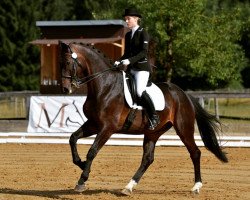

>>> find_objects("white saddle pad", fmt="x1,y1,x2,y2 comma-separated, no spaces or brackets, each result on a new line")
122,71,165,111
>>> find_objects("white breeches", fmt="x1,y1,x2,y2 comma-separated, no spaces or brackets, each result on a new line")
130,69,150,97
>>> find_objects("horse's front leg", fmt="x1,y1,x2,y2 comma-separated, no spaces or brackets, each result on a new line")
122,136,156,195
74,129,113,192
69,121,95,170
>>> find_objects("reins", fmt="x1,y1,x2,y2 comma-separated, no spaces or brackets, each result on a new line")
75,67,118,86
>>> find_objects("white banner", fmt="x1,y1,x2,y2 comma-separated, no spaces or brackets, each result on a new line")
27,96,87,133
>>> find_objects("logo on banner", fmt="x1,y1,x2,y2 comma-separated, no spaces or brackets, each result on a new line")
37,100,84,128
28,96,87,133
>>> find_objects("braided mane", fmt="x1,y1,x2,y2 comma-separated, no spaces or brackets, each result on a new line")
73,42,114,67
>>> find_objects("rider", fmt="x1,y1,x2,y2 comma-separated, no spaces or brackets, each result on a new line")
114,8,160,130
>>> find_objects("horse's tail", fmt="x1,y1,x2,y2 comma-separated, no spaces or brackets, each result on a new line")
188,95,228,163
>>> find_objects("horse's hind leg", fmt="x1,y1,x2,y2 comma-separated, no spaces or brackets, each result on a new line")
174,119,202,194
122,135,157,195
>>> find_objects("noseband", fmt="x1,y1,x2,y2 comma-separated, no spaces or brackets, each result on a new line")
62,44,119,88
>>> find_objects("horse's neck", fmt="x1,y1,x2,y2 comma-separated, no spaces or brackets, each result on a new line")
87,60,112,97
86,71,121,101
83,47,118,99
83,46,110,73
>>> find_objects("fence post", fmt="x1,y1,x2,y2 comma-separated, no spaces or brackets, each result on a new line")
25,96,31,119
198,97,205,108
214,97,219,119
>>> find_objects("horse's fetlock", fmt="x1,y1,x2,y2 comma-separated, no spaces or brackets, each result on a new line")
73,159,82,165
79,161,87,170
72,159,86,170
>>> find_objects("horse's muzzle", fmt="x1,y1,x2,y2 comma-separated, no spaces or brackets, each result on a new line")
62,87,72,94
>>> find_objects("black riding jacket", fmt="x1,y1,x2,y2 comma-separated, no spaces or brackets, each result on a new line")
120,27,151,72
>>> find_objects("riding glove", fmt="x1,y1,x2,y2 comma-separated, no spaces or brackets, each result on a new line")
122,59,130,66
114,60,129,71
114,61,120,66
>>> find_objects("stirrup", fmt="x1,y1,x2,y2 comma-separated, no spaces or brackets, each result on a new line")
148,115,160,130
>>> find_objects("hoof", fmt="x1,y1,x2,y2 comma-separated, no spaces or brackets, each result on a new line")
74,184,86,193
191,182,202,194
121,188,132,196
191,188,200,194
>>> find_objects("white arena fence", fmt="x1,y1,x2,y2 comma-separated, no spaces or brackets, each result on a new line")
0,93,249,147
0,132,250,147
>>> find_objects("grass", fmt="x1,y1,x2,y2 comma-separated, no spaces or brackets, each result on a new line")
204,98,250,134
206,98,250,119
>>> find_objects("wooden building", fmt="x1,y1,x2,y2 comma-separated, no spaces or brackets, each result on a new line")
31,20,128,94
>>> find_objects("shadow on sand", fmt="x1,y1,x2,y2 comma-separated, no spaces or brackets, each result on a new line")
0,188,125,199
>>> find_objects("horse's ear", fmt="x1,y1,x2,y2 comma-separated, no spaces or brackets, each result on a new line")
58,40,68,53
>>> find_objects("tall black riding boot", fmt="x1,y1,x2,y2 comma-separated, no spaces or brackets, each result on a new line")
140,91,160,130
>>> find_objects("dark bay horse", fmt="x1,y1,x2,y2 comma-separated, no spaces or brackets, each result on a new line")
59,41,228,195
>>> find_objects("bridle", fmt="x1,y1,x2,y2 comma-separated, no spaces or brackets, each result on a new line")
61,44,119,88
61,44,84,88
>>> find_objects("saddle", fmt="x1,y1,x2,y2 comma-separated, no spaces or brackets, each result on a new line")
122,71,165,111
122,71,165,130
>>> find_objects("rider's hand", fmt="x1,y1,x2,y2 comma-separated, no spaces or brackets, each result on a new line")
114,61,121,67
121,59,130,66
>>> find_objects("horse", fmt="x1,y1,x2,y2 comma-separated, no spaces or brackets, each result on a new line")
59,41,228,196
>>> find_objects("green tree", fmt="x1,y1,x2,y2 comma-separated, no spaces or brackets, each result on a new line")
97,0,248,90
237,0,250,88
0,0,40,91
0,0,249,91
0,0,77,91
143,0,246,89
36,0,72,20
36,0,94,20
172,1,247,89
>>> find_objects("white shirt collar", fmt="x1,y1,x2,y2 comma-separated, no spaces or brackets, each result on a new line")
131,25,139,38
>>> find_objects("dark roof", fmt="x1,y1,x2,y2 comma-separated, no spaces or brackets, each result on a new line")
35,20,128,40
30,38,123,45
36,20,126,27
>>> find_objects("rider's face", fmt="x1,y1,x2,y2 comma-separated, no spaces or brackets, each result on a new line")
124,16,139,29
